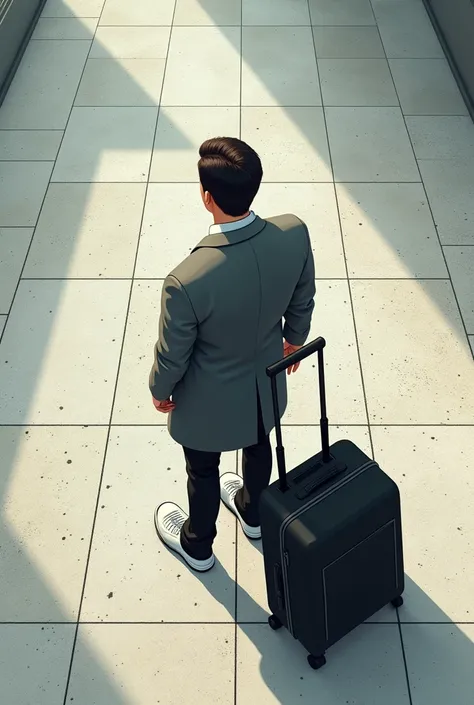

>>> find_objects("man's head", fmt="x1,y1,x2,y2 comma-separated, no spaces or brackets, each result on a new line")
198,137,263,219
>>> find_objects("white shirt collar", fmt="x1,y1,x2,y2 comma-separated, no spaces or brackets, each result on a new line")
209,211,257,235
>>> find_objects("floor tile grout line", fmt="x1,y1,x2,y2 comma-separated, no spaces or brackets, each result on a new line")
0,129,65,132
0,6,109,348
368,0,473,352
2,620,472,625
0,220,38,346
17,277,455,282
47,3,167,699
2,423,474,428
5,180,427,185
47,23,386,28
32,106,472,112
1,109,470,114
397,609,414,705
52,1,117,699
27,36,453,61
308,0,376,459
38,180,430,185
0,159,56,163
61,10,180,680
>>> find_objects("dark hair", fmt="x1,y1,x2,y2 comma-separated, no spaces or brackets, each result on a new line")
198,137,263,217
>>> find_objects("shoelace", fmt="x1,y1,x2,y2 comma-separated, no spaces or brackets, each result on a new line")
224,479,241,500
163,509,185,536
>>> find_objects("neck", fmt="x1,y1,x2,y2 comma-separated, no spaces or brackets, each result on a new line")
213,211,250,226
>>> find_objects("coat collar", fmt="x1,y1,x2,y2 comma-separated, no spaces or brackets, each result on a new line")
193,215,267,250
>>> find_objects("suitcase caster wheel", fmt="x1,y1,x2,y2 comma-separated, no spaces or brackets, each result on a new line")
391,596,404,608
268,615,282,631
307,654,326,670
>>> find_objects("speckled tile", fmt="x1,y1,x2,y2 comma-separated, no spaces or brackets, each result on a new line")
135,183,210,278
52,107,157,182
406,116,474,160
0,40,90,130
418,159,474,245
0,315,6,336
23,183,146,278
326,107,419,182
0,427,107,621
336,182,447,278
99,0,175,25
174,0,241,26
389,59,468,116
241,107,332,182
0,131,62,161
150,107,239,183
282,281,366,425
0,624,75,705
319,59,397,107
351,280,474,424
0,162,53,227
244,0,310,25
242,27,321,107
33,17,98,39
81,427,237,622
313,26,384,58
371,0,443,59
443,246,474,333
253,183,346,278
401,624,474,705
75,59,166,107
161,27,241,106
236,425,395,624
90,27,170,59
237,624,410,704
309,0,375,26
42,0,104,17
0,228,33,312
112,281,168,424
0,280,130,424
67,624,234,704
372,426,474,623
469,336,474,356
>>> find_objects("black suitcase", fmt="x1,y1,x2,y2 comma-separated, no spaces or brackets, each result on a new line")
260,337,404,670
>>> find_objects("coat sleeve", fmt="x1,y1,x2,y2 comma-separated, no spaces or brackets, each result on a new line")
283,226,316,347
149,275,198,401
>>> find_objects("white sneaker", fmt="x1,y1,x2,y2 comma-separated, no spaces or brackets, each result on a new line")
220,473,261,540
154,502,215,573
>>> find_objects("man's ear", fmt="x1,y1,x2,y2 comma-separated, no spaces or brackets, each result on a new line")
202,190,214,213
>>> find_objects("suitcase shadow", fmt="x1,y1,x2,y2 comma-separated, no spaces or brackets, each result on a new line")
195,560,474,703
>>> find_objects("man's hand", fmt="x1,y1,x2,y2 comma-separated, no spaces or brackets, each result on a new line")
152,397,176,414
283,340,303,375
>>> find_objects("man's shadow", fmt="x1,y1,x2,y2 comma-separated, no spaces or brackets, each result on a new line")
192,541,474,704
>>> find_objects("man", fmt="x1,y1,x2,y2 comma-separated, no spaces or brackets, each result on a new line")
150,137,315,573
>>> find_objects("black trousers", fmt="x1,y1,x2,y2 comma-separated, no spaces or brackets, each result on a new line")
180,396,273,560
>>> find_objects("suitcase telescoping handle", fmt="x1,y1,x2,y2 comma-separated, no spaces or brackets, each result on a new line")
266,337,331,492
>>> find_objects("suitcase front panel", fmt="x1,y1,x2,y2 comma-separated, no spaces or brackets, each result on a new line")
282,501,403,655
322,519,399,645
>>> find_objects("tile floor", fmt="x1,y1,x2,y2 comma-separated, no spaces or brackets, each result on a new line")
0,0,473,703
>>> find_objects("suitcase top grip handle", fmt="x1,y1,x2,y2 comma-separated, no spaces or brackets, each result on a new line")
266,337,326,378
297,462,347,500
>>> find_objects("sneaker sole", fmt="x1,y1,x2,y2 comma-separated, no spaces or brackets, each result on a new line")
154,506,215,573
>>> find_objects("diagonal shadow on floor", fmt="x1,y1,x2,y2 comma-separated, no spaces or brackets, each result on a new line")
0,0,473,703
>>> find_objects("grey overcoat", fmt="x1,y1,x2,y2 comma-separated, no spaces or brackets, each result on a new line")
149,214,315,452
